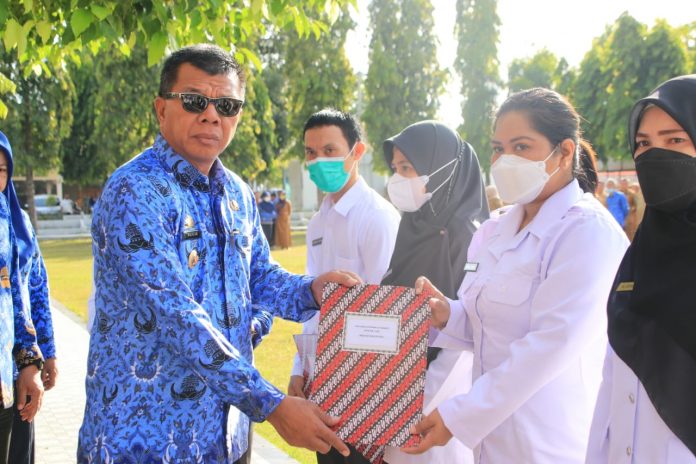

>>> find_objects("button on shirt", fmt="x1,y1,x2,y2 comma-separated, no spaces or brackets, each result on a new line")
78,135,318,463
291,177,400,376
435,180,629,463
586,348,696,463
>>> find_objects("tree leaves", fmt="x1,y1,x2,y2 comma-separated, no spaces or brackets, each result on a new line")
363,0,444,173
0,1,354,116
147,31,168,67
573,14,689,163
2,19,22,52
455,0,500,175
71,9,94,38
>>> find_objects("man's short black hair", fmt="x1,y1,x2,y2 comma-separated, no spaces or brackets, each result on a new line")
303,108,362,147
158,44,246,96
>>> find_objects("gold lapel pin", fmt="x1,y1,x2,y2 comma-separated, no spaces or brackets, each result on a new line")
188,249,199,269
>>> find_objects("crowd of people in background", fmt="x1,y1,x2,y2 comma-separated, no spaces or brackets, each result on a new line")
255,188,293,249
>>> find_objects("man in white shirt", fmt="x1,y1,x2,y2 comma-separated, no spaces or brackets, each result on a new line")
287,109,400,461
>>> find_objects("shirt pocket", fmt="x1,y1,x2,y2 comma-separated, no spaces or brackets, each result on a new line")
486,274,535,306
480,274,535,334
334,255,362,276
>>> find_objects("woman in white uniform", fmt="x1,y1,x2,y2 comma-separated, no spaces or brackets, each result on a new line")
586,74,696,463
402,88,629,463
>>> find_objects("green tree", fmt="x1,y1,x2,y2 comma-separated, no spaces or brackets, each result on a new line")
454,0,501,176
573,14,688,163
507,49,570,93
363,0,445,171
282,11,356,159
687,22,696,71
220,70,280,181
61,49,159,189
0,0,355,115
0,52,73,226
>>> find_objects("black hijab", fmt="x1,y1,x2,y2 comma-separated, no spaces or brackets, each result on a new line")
381,121,489,299
607,74,696,453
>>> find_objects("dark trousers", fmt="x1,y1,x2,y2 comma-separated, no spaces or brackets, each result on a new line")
317,443,371,464
232,424,253,464
261,223,274,246
0,407,12,464
9,399,34,464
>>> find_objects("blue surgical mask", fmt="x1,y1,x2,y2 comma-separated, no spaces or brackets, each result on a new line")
307,145,356,193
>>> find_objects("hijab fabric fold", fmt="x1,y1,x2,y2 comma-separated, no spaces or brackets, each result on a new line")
607,74,696,453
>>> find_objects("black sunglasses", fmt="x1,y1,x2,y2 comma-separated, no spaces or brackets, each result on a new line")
162,92,244,117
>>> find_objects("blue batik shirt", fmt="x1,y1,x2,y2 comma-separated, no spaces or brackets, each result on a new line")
78,135,318,463
18,211,56,360
0,196,42,407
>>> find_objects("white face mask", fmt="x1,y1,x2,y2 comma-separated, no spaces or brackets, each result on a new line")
387,158,458,212
491,147,559,205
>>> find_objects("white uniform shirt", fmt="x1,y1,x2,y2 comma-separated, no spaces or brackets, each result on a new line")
291,177,400,376
435,180,629,464
586,348,696,463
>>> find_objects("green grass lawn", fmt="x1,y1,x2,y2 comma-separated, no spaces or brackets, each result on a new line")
40,230,316,464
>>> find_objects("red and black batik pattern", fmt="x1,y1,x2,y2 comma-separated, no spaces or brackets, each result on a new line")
308,282,430,448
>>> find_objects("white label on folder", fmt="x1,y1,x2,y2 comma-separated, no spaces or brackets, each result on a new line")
342,313,401,354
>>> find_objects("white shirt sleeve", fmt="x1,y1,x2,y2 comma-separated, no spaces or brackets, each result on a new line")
439,217,628,448
291,312,319,377
292,226,321,377
358,208,400,285
87,281,96,333
432,220,489,350
431,297,473,350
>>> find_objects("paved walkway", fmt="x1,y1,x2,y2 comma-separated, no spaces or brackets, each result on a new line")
34,299,298,463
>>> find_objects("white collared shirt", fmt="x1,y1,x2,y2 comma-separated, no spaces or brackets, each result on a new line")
586,348,696,463
291,177,400,376
435,180,629,464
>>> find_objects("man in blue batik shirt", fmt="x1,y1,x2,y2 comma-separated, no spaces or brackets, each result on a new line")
78,45,355,463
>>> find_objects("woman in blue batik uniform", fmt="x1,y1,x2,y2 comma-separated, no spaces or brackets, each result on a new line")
0,131,44,464
0,149,57,463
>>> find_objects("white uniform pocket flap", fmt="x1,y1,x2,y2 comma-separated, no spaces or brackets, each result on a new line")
486,274,534,306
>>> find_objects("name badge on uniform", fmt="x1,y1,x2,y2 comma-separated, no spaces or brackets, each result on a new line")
464,262,479,272
616,282,634,292
183,229,201,240
312,237,323,247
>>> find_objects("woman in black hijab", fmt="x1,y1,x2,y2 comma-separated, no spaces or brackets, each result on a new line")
382,120,489,298
587,74,696,463
380,121,488,464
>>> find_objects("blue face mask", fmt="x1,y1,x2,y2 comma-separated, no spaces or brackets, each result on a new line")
307,145,356,193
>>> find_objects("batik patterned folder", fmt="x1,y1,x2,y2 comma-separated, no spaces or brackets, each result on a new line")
308,282,430,447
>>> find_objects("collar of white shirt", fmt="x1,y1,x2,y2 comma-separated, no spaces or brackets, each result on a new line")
321,176,369,218
490,179,583,254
